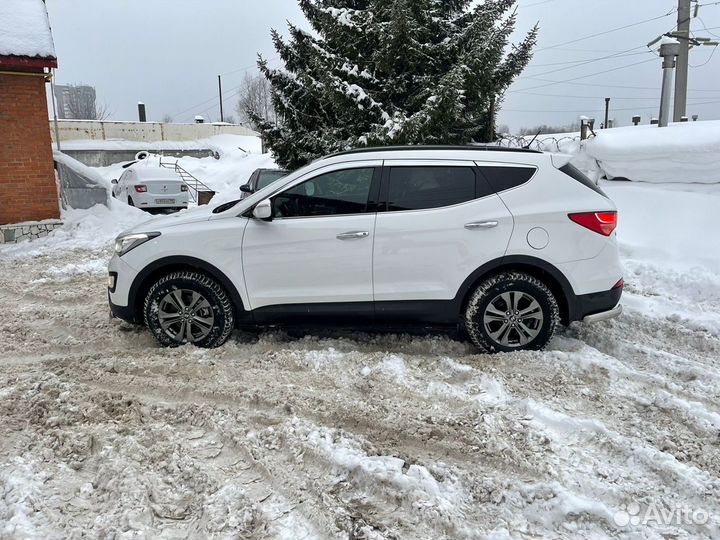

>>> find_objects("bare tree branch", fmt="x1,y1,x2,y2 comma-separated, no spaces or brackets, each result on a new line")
235,73,276,130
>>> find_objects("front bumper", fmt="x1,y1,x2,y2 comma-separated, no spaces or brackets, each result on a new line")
109,293,139,324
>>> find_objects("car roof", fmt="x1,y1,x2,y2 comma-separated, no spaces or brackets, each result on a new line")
318,145,547,167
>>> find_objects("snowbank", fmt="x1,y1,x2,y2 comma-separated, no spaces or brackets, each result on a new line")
0,0,55,58
0,202,149,258
586,121,720,184
59,134,263,154
53,150,112,188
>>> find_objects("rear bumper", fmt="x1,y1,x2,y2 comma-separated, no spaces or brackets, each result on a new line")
583,304,622,323
571,285,623,323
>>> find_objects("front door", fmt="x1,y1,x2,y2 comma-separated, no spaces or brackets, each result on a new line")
242,162,381,321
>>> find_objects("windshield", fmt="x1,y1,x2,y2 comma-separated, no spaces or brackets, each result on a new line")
256,170,288,190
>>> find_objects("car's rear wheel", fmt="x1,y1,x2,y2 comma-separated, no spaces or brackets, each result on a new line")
464,271,559,353
143,271,234,348
127,196,135,207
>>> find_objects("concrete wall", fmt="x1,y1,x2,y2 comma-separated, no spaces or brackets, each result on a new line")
50,120,259,143
1,70,60,225
63,149,216,168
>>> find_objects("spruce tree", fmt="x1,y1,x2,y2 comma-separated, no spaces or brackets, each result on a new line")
254,0,537,169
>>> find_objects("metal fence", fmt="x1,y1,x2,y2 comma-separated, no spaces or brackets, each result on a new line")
495,134,582,153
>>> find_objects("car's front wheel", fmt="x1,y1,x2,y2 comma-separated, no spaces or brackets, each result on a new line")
464,271,559,353
143,271,235,348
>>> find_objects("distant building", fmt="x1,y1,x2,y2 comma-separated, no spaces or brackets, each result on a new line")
0,0,60,226
54,84,96,119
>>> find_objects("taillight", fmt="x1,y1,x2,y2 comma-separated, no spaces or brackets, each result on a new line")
612,278,624,289
181,184,188,192
568,211,617,236
134,185,147,193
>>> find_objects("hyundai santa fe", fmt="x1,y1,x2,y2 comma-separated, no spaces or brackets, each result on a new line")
108,146,623,352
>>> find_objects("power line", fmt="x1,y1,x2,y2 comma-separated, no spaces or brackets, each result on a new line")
502,98,720,113
535,9,677,51
510,57,658,93
526,49,649,67
522,48,652,78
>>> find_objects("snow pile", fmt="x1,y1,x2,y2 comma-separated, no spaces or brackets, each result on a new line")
0,202,149,258
0,0,55,59
585,121,720,183
53,150,112,189
59,134,262,153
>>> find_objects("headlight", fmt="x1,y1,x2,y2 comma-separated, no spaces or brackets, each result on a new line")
114,232,160,256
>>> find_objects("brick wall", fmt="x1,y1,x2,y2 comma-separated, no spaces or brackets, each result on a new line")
0,70,60,225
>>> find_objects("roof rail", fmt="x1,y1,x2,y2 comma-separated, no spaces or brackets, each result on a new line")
328,144,542,158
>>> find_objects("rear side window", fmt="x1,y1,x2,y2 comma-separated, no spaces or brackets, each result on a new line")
560,163,607,197
478,166,536,193
386,167,484,211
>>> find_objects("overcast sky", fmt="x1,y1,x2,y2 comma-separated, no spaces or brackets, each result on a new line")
45,0,720,132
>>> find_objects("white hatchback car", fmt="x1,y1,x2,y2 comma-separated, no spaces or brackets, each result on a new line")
112,166,189,212
108,146,623,352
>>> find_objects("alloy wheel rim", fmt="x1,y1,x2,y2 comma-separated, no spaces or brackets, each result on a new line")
158,289,214,343
482,291,544,348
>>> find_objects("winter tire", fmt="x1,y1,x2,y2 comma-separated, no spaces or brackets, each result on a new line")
144,271,235,348
464,271,559,353
128,196,135,206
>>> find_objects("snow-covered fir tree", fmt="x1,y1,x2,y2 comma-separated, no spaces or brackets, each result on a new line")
254,0,537,169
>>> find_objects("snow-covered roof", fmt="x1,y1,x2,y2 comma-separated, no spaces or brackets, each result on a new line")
0,0,56,61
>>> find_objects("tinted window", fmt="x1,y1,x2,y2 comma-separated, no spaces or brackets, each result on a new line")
479,166,536,193
273,168,374,218
560,163,607,197
256,170,288,190
387,167,478,211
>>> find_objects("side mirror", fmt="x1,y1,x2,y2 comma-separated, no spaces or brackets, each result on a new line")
239,184,253,193
111,179,118,184
253,199,272,220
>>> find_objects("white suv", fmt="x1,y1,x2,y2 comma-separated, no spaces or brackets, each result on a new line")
108,146,623,352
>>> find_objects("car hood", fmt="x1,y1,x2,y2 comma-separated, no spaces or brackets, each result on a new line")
120,205,215,237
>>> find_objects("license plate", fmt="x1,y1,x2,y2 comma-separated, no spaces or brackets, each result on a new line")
155,198,175,204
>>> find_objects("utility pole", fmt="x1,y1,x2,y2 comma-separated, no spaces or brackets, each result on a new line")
673,0,692,122
49,70,61,151
218,75,224,123
673,0,691,122
659,38,680,127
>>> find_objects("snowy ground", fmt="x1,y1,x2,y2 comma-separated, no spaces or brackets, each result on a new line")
1,159,719,538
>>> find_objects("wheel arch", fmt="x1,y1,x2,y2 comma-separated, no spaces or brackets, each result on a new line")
455,255,577,325
127,256,247,324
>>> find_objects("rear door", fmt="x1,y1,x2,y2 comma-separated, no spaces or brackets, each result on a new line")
242,161,381,320
372,160,514,304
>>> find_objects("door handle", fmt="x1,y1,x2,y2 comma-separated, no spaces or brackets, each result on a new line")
465,221,499,230
337,231,370,240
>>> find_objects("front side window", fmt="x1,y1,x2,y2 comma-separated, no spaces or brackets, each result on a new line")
273,168,375,218
386,166,478,211
256,170,288,190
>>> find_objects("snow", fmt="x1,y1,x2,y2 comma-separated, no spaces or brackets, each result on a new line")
59,134,262,153
585,121,720,183
0,0,55,59
505,121,720,184
1,136,720,538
